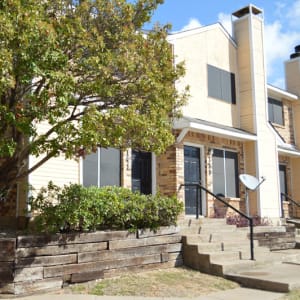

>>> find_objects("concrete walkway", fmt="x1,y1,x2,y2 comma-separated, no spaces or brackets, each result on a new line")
4,288,285,300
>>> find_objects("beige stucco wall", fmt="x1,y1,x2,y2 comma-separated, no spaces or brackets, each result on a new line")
243,141,258,216
286,58,300,96
235,17,255,134
170,25,239,128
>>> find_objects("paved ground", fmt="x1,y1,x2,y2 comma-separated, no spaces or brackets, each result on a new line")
3,288,285,300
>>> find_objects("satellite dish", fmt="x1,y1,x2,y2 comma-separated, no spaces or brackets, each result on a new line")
239,174,260,190
239,174,266,217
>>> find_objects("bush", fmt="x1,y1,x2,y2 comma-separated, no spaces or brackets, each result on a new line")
30,182,183,233
226,214,270,227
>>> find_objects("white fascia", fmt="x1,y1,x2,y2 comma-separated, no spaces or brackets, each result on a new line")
278,146,300,157
267,85,299,101
174,119,257,144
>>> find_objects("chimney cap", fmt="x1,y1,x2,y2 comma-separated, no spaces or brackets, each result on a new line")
232,4,263,18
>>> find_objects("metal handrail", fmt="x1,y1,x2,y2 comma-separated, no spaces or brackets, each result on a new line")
179,183,254,260
281,193,300,218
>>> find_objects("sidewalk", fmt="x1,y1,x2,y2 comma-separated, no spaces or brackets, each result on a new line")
6,288,285,300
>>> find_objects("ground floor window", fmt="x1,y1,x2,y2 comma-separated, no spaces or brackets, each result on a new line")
83,147,121,187
212,149,239,197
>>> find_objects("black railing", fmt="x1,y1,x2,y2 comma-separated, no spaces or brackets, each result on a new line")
179,183,255,261
281,193,300,218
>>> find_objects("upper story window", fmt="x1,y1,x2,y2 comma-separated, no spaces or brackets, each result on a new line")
268,97,284,125
207,64,236,104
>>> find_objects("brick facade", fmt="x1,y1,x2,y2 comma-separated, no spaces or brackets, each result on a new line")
156,131,247,217
272,100,295,144
120,131,247,218
279,155,300,218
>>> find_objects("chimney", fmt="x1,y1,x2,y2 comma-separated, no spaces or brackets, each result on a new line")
232,4,262,19
285,45,300,95
233,5,281,218
290,45,300,59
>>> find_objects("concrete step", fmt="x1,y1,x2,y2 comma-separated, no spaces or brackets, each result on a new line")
187,240,261,252
178,218,227,227
185,232,249,243
210,259,256,276
211,248,270,262
182,218,300,293
225,263,300,292
273,249,300,264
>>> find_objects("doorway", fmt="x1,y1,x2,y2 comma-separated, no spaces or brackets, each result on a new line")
184,145,204,215
132,151,152,195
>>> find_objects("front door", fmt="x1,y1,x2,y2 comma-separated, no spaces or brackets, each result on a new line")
184,146,202,215
279,164,287,196
132,151,152,195
279,164,287,217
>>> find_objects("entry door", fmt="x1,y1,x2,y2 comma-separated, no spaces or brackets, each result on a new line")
279,165,287,196
279,164,287,217
132,151,152,195
184,146,202,215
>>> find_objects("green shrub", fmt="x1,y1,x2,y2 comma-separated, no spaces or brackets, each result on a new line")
30,182,183,233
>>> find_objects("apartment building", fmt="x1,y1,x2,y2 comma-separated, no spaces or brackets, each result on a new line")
7,4,300,224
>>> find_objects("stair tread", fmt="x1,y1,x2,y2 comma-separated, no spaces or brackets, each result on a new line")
225,263,300,292
182,218,299,293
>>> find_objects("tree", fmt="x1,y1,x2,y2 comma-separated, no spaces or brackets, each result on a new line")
0,0,187,200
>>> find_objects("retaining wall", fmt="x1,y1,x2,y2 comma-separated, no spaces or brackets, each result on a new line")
0,226,182,296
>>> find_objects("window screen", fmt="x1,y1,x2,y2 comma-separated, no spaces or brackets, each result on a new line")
83,147,120,187
268,98,283,125
212,149,239,197
207,65,236,104
100,148,120,187
83,151,98,187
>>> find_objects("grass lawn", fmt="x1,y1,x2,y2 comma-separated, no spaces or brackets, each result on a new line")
62,267,239,298
280,290,300,300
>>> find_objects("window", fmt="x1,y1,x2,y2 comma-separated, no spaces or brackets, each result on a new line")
268,97,284,125
212,149,239,197
132,150,152,195
207,64,236,104
83,147,120,187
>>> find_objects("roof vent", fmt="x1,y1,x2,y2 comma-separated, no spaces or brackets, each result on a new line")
290,45,300,59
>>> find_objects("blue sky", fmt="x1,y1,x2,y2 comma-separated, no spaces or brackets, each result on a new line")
145,0,300,89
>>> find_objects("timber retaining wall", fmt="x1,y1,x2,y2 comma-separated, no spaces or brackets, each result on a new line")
0,226,182,296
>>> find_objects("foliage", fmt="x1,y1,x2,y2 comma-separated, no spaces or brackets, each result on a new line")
226,214,270,227
0,0,188,197
30,182,183,233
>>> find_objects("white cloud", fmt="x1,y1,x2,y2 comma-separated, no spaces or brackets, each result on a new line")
178,18,202,32
274,1,286,19
287,0,300,27
264,21,300,77
218,13,232,35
